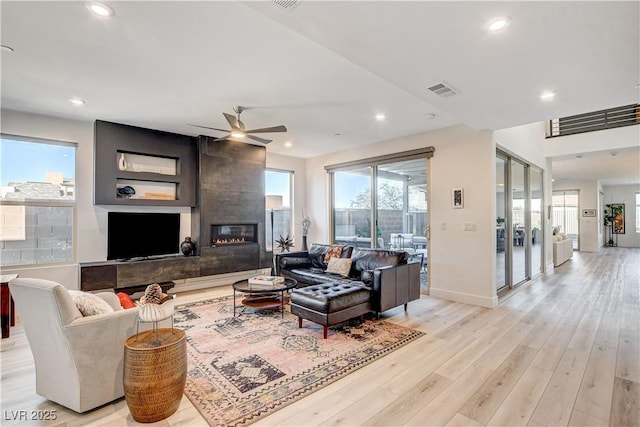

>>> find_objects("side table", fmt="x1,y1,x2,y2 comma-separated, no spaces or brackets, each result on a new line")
123,328,187,423
1,274,18,338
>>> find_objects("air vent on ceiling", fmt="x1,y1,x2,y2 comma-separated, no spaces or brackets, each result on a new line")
427,82,459,98
272,0,299,9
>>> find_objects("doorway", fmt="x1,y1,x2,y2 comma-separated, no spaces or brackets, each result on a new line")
552,190,580,250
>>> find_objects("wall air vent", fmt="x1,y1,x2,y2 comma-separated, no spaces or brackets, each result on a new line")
427,82,458,98
272,0,299,9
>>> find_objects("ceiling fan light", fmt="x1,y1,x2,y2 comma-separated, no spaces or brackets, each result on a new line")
231,131,246,138
488,16,511,32
86,1,114,17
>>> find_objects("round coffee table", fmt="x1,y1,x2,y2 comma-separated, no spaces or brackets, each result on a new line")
232,277,297,318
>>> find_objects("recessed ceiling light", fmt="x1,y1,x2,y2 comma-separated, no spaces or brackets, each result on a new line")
540,91,556,101
1,45,14,53
86,2,114,17
551,179,556,182
68,97,86,106
425,113,436,120
334,132,341,136
575,154,583,159
488,16,511,32
375,113,386,121
284,141,292,148
610,151,618,156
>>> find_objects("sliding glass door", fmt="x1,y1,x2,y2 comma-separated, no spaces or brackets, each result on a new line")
511,160,527,285
330,154,429,289
333,168,372,247
496,151,544,292
496,155,507,291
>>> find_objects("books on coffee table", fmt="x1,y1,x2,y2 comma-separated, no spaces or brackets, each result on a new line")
248,275,285,289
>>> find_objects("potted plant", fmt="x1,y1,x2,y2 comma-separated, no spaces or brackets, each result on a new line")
604,203,624,246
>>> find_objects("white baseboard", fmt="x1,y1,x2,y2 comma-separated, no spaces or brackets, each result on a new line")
429,287,498,308
170,268,270,293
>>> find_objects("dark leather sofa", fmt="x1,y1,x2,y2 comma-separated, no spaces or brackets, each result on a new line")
277,243,421,315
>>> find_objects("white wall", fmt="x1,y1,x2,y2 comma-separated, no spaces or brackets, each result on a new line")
602,184,640,248
305,125,498,308
553,179,601,252
493,122,546,169
545,125,640,157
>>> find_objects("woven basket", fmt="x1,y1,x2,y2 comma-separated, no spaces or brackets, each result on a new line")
137,296,175,322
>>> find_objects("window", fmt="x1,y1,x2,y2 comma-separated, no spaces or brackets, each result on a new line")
636,193,640,233
265,169,293,252
1,135,76,266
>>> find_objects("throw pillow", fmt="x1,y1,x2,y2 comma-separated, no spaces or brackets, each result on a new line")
325,257,352,277
324,244,344,263
68,290,115,316
116,292,136,309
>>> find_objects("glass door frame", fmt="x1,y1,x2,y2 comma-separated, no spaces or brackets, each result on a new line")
497,149,544,294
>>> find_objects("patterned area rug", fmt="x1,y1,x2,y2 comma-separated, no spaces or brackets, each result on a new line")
175,295,424,426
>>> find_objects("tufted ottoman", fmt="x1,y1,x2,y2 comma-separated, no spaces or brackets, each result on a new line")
290,282,371,339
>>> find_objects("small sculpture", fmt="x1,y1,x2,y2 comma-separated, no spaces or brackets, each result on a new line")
276,234,294,252
117,185,135,198
140,283,172,305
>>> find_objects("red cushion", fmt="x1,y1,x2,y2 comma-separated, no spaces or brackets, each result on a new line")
116,292,136,309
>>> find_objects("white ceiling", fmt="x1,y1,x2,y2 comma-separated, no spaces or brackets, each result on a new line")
1,1,639,182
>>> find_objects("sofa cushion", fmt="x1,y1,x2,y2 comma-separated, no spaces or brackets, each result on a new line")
325,257,352,277
116,292,136,309
279,256,312,270
69,290,115,316
360,270,374,285
309,244,330,269
289,268,352,285
350,248,409,276
324,245,344,263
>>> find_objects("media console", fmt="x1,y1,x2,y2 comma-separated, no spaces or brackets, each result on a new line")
80,256,201,292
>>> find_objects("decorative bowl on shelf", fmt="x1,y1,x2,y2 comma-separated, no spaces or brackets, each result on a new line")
117,185,136,198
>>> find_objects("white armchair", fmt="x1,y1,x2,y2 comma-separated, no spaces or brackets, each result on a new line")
9,278,145,412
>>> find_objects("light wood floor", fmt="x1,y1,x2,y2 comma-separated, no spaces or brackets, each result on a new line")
1,248,638,426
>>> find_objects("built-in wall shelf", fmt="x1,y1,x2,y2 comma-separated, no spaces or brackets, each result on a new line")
94,120,197,206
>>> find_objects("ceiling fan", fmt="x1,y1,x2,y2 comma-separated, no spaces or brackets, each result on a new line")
188,106,287,144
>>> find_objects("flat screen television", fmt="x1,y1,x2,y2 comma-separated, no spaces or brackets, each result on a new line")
107,212,180,260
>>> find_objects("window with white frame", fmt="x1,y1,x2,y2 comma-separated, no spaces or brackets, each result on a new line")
265,169,293,252
1,135,76,266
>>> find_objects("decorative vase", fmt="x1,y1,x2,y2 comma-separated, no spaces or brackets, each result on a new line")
302,235,308,251
118,153,128,171
180,237,196,256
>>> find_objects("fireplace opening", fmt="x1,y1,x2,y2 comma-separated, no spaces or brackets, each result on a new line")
211,223,258,246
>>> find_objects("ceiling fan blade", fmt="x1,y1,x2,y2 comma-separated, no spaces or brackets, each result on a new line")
247,134,272,144
245,125,288,134
187,124,229,133
223,112,240,130
213,135,232,142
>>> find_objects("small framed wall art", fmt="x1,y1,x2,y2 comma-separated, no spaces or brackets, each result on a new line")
452,188,464,209
582,209,596,217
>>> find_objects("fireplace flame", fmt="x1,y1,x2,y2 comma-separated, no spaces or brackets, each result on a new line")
213,237,247,245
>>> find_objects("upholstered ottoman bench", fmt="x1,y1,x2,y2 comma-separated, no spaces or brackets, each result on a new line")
290,282,371,339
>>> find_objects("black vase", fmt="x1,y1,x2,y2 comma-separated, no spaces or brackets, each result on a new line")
180,237,196,256
301,235,308,251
